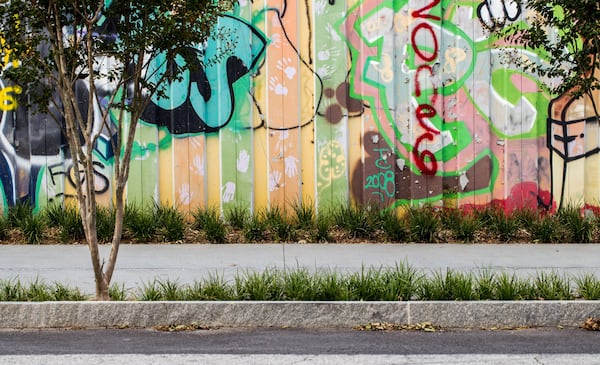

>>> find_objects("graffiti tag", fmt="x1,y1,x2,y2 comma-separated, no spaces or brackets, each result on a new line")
411,0,441,175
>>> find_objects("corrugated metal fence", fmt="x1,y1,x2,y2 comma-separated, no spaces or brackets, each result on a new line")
0,0,598,214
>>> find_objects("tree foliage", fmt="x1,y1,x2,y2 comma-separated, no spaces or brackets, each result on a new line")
484,0,600,107
0,0,234,299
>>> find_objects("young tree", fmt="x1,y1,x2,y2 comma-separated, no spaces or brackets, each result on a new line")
0,0,234,299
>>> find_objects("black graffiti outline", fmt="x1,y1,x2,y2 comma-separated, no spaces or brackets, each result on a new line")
547,91,600,210
139,14,267,135
248,7,325,132
477,0,521,31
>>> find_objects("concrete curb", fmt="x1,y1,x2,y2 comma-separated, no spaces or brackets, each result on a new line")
1,301,599,329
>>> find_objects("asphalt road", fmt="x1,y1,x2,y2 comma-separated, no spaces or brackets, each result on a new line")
1,327,600,355
1,327,600,364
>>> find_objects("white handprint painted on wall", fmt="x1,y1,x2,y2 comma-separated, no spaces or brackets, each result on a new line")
222,182,236,203
178,184,192,205
237,149,250,173
191,155,205,176
268,170,282,192
284,156,299,177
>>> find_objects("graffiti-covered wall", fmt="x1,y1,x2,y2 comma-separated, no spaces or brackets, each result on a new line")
1,0,599,214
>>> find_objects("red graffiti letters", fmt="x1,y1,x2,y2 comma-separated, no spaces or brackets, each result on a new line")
411,0,440,175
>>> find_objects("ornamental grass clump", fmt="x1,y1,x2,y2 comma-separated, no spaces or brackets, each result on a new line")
494,272,532,300
418,269,476,301
193,206,227,243
235,269,283,301
43,201,64,227
109,282,127,301
139,279,187,301
347,267,387,301
21,214,45,245
557,204,594,243
261,206,295,242
533,271,573,300
493,210,520,242
453,212,480,243
407,205,439,243
575,274,600,300
378,208,408,242
529,214,562,243
196,273,234,300
243,215,267,243
512,208,540,232
291,199,316,231
0,278,85,301
124,203,156,243
0,214,9,241
224,204,250,230
7,200,33,228
154,203,186,242
312,214,332,243
281,267,320,301
59,205,85,243
96,206,116,243
314,270,351,301
380,262,423,301
474,269,496,300
333,204,376,240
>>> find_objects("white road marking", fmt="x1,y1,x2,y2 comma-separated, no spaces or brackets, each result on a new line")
2,354,600,365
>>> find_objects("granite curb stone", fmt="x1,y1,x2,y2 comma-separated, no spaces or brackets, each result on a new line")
1,301,599,329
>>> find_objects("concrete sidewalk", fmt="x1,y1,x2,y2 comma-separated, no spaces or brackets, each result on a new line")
1,243,600,294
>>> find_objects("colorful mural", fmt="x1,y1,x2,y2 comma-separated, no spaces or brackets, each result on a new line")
0,0,599,214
